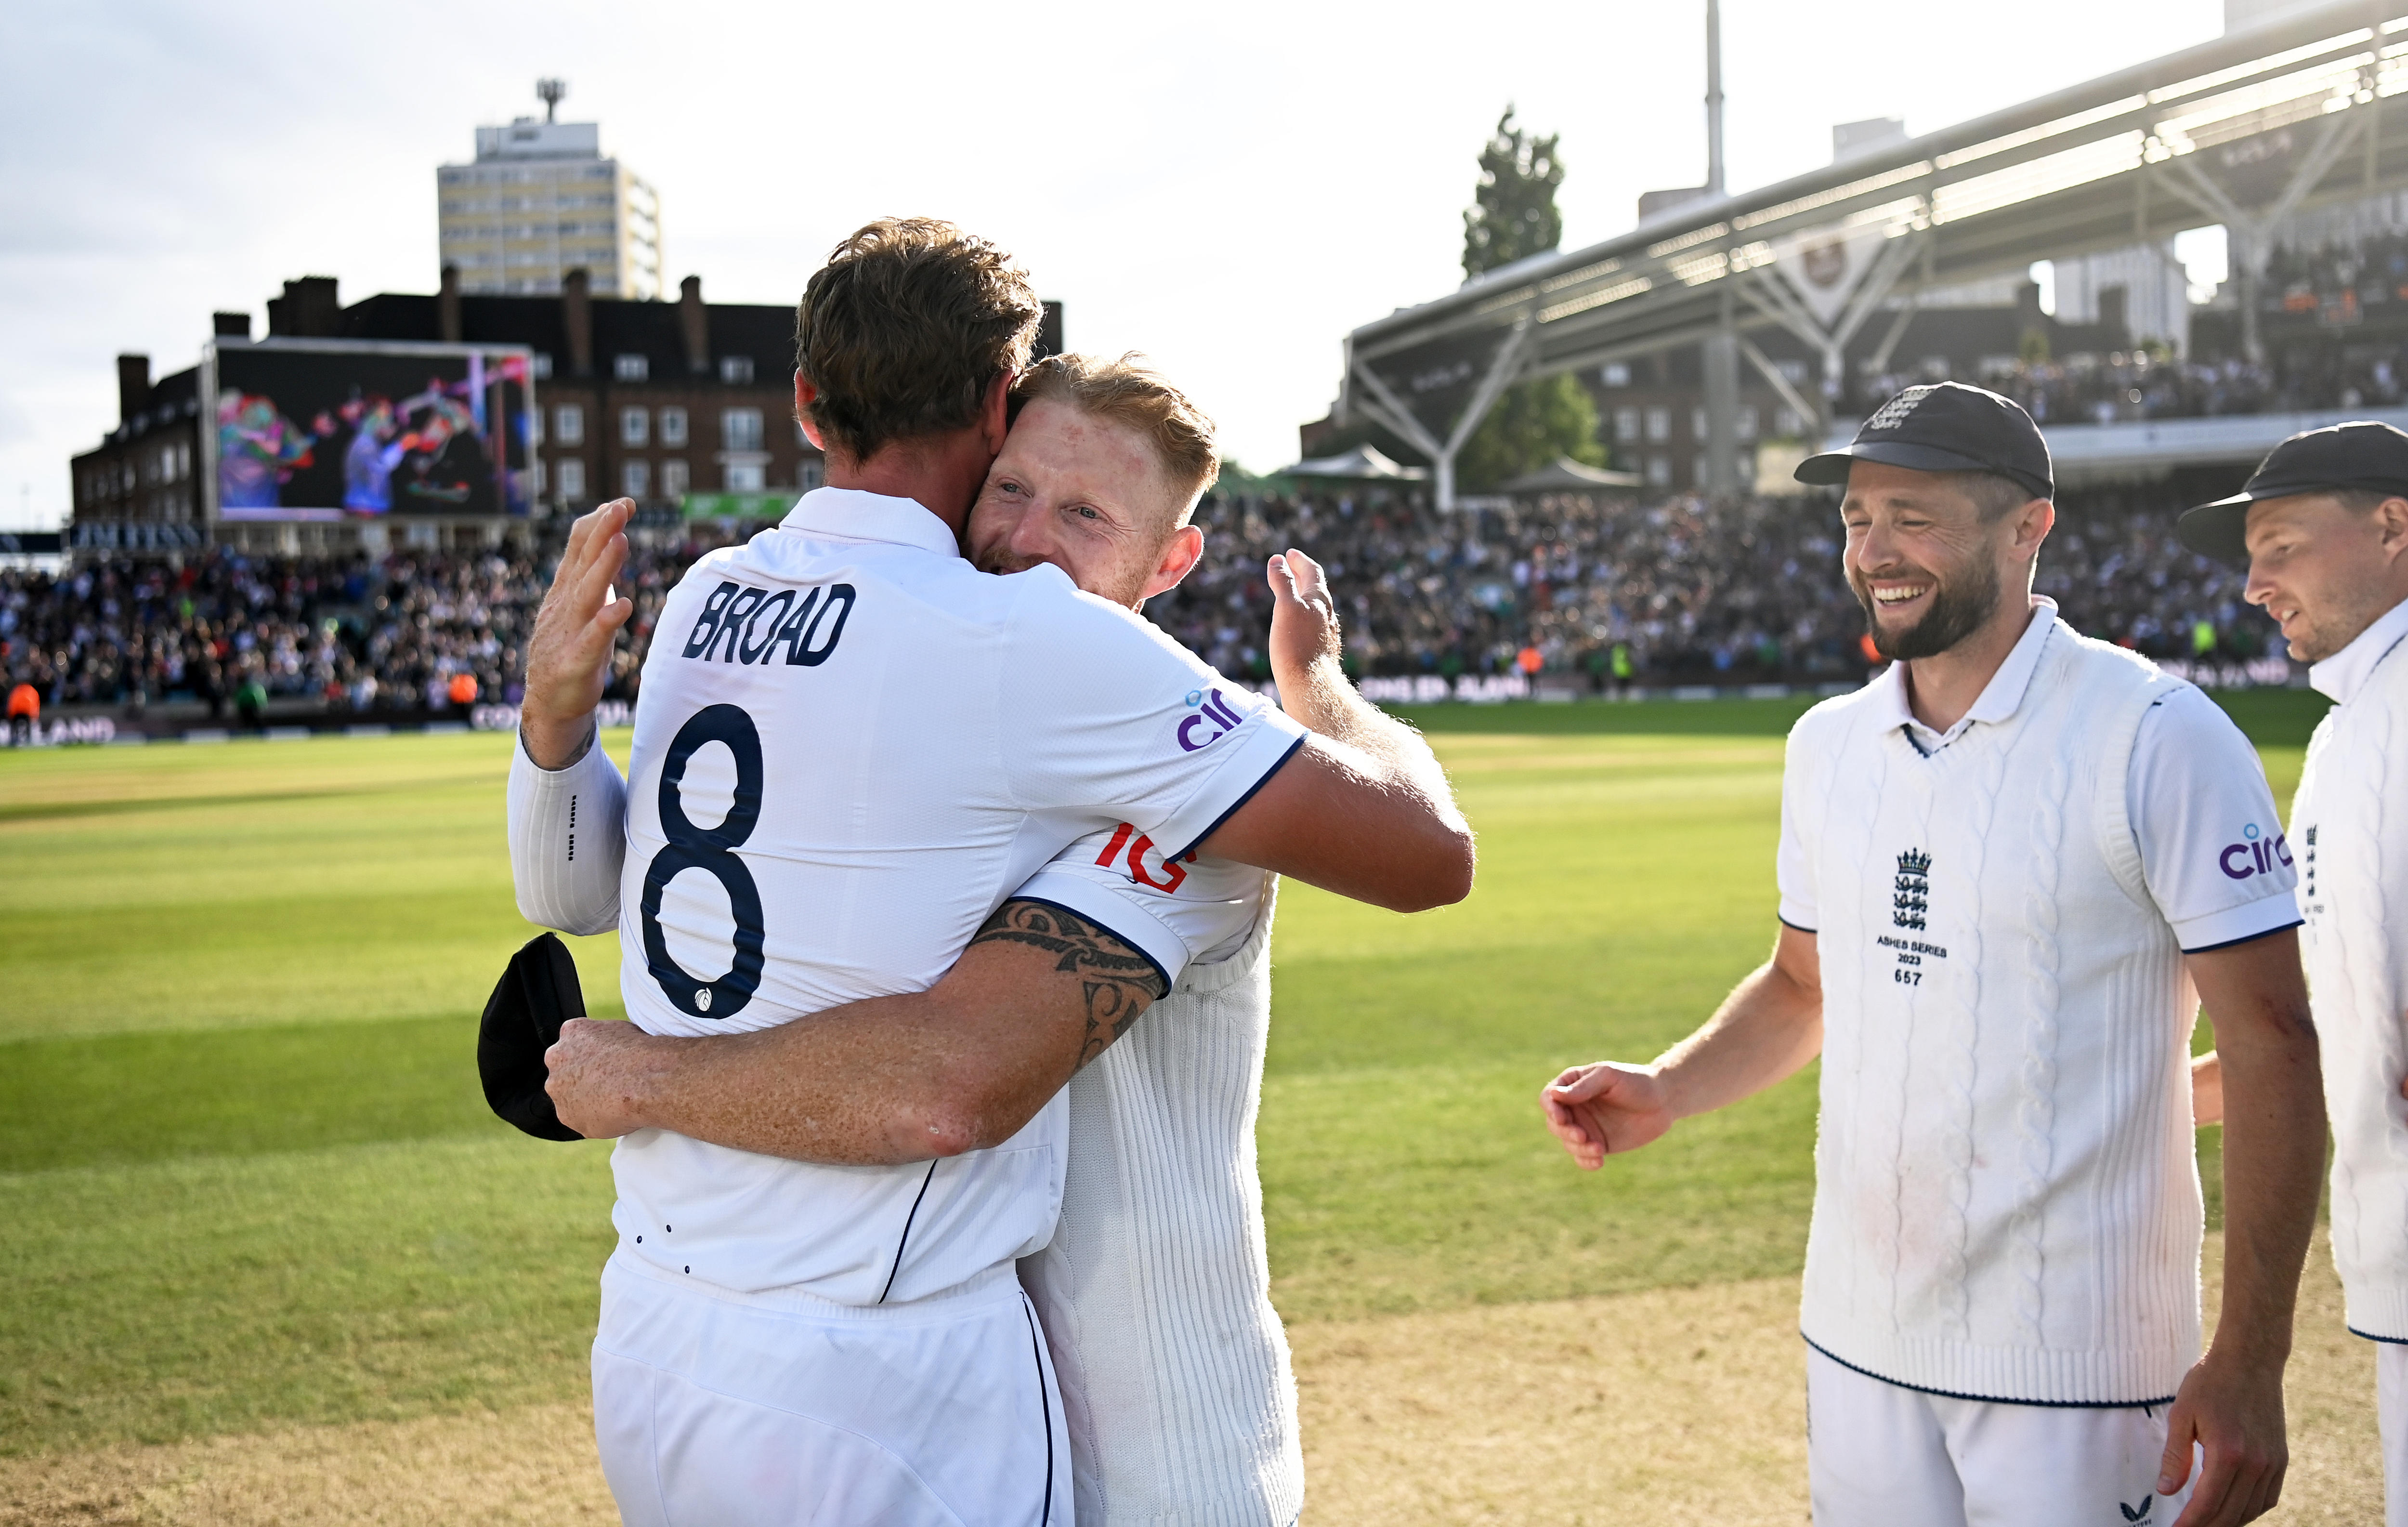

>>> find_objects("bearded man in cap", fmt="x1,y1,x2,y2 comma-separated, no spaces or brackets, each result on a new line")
2182,421,2408,1526
1541,382,2326,1527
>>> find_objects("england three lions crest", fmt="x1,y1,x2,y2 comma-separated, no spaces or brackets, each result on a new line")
1893,848,1931,931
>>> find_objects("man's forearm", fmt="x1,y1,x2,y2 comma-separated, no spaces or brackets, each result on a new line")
1273,652,1451,802
2211,1017,2323,1369
508,725,626,935
546,901,1166,1162
1654,951,1824,1121
617,994,979,1165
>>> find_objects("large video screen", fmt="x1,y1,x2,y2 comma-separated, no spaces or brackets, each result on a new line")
211,343,535,521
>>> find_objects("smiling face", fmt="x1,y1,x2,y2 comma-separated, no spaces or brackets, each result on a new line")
2242,491,2408,662
1840,460,2051,661
966,396,1203,608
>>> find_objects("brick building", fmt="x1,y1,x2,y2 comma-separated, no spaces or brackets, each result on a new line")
69,268,827,557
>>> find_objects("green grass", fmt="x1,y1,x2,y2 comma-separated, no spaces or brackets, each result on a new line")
0,696,2314,1454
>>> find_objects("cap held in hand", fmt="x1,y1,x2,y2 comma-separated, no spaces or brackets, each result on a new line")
479,932,587,1141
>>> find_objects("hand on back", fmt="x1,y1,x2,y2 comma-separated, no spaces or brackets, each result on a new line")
523,500,638,768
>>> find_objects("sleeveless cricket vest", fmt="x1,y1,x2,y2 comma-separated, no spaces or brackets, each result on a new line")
1021,881,1305,1527
1795,620,2200,1405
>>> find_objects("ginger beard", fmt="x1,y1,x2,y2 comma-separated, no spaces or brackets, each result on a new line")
1848,547,2002,661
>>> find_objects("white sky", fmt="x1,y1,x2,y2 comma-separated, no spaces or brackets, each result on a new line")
0,0,2231,530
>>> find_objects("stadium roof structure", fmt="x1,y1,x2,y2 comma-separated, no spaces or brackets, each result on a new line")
1339,0,2408,506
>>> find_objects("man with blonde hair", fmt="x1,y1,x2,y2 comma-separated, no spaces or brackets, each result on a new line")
516,221,1466,1527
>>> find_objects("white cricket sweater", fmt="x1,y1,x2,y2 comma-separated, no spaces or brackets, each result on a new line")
2293,596,2408,1344
1791,623,2206,1405
1020,884,1305,1527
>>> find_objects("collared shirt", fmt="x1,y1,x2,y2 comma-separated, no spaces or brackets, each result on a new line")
1780,597,2302,952
2309,594,2408,705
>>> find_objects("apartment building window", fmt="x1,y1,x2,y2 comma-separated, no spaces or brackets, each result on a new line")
719,355,755,384
1600,362,1632,387
531,458,547,494
659,407,688,447
555,405,585,445
797,459,824,492
1645,408,1672,443
1646,455,1672,487
725,462,766,492
1736,405,1759,440
558,459,586,500
1774,407,1805,437
621,407,649,446
531,353,554,380
661,459,690,498
614,353,649,382
623,460,651,499
721,408,764,451
1614,407,1642,442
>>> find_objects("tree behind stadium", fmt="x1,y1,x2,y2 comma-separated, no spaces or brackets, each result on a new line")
1458,107,1608,493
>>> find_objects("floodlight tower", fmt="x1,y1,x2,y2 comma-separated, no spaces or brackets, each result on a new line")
537,78,567,123
1700,0,1743,496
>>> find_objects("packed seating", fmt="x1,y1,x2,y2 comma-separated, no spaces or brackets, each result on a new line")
0,477,2277,718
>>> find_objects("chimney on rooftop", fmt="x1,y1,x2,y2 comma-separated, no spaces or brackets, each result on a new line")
563,267,594,376
212,312,251,339
679,276,708,375
267,276,341,338
439,264,463,344
117,355,150,424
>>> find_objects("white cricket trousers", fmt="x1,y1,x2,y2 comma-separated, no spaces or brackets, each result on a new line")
2380,1340,2408,1527
1806,1344,2197,1526
592,1254,1069,1527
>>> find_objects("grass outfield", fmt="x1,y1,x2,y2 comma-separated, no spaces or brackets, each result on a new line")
0,692,2326,1459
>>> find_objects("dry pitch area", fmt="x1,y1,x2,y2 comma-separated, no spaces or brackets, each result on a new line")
0,695,2372,1523
0,1235,2378,1525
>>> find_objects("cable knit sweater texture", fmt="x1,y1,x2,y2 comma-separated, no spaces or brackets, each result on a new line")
1020,882,1303,1527
2294,631,2408,1344
1791,622,2202,1404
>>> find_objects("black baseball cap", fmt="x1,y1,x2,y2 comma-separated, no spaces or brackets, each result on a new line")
1795,382,2054,500
479,931,587,1142
2175,421,2408,566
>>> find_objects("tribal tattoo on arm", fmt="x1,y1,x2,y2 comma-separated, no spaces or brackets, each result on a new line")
970,900,1170,1070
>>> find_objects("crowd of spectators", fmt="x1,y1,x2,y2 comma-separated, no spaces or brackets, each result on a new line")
0,541,694,722
0,475,2279,724
1152,480,2267,688
1851,349,2404,431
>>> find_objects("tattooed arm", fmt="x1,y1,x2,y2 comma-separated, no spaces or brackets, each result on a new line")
541,900,1169,1165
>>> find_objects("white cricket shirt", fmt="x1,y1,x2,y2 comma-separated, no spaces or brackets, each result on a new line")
520,487,1306,1306
2293,594,2408,1343
1779,599,2302,953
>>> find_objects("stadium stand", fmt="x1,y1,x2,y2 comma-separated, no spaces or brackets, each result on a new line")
0,474,2274,736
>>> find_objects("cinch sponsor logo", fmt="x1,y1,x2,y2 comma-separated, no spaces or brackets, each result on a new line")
1177,687,1247,752
2218,822,2293,881
1095,821,1196,894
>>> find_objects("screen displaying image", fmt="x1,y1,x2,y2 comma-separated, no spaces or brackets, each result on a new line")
213,344,535,521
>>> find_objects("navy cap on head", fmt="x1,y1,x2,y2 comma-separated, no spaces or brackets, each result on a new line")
2174,420,2408,566
1794,382,2054,501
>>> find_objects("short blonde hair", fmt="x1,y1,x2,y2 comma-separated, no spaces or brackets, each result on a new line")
1010,352,1219,524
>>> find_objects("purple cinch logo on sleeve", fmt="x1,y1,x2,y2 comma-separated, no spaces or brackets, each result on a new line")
1177,688,1246,752
2218,822,2292,880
